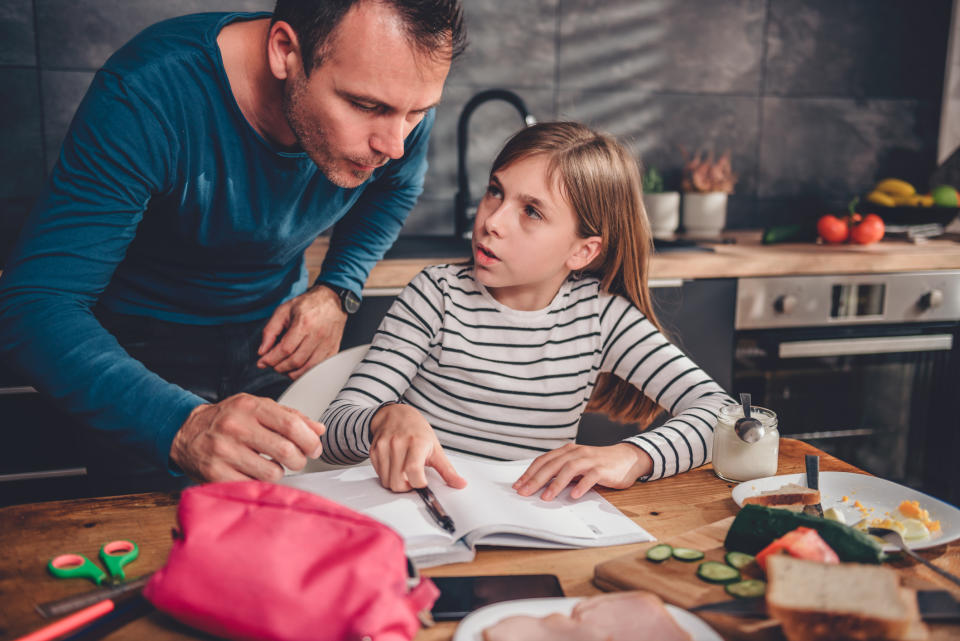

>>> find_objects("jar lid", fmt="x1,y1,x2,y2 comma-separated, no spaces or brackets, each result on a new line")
719,404,778,428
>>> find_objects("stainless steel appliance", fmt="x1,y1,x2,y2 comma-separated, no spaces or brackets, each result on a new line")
733,271,960,504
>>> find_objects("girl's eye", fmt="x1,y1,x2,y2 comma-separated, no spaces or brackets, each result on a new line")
485,184,503,199
524,205,542,220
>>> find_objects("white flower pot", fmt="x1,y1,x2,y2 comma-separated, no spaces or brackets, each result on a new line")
682,192,728,238
642,192,680,239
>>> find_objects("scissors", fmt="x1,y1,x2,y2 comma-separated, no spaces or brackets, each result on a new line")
48,540,139,586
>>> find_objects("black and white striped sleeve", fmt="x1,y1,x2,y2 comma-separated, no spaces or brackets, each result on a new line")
319,269,445,464
599,295,737,481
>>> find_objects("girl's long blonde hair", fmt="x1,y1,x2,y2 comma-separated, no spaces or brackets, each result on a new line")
490,121,664,427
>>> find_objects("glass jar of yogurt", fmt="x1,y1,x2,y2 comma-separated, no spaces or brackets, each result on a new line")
712,404,779,482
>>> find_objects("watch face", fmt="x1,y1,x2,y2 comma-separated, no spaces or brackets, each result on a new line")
342,290,361,314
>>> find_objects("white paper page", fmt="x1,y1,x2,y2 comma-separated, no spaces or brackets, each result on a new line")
429,455,598,541
476,492,655,548
281,466,453,547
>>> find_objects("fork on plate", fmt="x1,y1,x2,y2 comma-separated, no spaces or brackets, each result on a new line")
868,527,960,588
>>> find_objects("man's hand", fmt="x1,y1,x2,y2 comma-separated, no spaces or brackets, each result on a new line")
171,393,325,482
369,403,467,492
512,443,654,501
258,284,346,379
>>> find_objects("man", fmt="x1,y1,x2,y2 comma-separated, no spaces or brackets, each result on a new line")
0,0,465,483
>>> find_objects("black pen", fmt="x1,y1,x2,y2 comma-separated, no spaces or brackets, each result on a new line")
415,486,456,535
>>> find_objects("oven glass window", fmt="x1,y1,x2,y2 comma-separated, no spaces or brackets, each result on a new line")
830,283,885,319
733,327,954,501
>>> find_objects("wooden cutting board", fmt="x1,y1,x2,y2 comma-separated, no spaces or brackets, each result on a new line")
593,516,780,641
593,517,960,641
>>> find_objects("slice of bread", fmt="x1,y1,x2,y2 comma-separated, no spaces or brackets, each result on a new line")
742,482,820,511
765,556,928,641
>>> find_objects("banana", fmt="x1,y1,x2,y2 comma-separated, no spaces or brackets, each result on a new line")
918,194,934,207
875,178,915,197
892,193,923,206
866,190,897,207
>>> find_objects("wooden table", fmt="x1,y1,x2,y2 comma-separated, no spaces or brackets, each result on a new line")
2,439,958,641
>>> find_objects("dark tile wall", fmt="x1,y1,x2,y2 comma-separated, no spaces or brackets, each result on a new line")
0,0,953,259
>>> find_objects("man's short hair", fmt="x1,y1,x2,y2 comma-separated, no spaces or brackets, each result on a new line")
272,0,467,75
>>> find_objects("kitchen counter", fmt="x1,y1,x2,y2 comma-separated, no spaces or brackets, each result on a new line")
307,231,960,290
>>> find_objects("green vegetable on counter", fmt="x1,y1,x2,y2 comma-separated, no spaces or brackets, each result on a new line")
761,223,818,245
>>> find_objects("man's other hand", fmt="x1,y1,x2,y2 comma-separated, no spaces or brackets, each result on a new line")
257,284,346,379
171,394,325,482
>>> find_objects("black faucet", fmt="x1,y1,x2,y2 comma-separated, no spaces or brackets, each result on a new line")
454,89,536,238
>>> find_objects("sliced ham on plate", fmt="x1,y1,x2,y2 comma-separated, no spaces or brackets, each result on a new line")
482,591,692,641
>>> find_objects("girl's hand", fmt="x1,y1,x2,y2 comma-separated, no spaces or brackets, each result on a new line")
369,403,467,492
512,443,653,501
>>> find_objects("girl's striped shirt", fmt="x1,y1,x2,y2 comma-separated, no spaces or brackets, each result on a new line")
320,264,736,481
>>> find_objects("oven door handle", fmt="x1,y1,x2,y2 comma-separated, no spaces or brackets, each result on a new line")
778,334,954,358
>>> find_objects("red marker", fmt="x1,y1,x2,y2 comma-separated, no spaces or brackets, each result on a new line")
13,599,114,641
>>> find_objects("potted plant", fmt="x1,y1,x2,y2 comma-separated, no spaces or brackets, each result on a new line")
681,148,738,238
641,166,680,239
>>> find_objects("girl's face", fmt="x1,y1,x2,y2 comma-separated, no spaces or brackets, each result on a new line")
472,154,601,311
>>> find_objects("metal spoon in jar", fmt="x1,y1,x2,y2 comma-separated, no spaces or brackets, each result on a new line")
735,393,765,443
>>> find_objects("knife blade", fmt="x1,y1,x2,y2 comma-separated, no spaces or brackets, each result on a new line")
689,596,766,618
689,590,960,621
802,454,824,518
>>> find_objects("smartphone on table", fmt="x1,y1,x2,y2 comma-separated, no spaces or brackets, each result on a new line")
430,574,564,621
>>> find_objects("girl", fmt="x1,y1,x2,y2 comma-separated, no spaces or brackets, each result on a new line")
320,122,736,500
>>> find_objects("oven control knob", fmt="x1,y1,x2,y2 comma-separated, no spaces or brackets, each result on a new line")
918,289,944,311
774,294,798,314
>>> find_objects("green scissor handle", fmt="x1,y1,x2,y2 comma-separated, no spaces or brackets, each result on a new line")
99,540,139,582
48,554,107,586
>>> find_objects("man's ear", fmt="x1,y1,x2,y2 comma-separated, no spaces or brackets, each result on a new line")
566,236,602,272
267,20,301,81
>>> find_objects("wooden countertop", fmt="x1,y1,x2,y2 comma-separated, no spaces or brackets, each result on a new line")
2,231,956,290
2,439,958,641
307,231,960,290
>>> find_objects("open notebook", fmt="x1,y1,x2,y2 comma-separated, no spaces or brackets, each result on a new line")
280,453,655,567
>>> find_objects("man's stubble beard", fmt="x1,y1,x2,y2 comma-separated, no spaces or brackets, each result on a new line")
281,73,370,189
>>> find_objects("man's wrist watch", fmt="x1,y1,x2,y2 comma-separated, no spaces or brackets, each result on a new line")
323,284,361,314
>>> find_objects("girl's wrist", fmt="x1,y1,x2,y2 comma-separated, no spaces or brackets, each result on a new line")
370,401,402,435
619,442,653,481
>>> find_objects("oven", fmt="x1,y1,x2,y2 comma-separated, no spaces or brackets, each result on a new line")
733,271,960,505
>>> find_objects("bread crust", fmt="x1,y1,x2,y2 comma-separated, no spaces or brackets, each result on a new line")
743,483,820,508
742,492,820,507
769,602,911,641
765,557,928,641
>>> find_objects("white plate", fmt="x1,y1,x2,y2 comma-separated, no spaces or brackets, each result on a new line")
451,596,722,641
731,472,960,551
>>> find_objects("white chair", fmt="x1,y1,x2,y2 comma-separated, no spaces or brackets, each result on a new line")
278,343,370,473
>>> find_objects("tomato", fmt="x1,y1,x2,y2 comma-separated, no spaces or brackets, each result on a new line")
754,526,839,571
816,215,849,244
849,213,885,245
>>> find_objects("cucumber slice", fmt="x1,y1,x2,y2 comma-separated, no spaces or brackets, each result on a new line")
671,547,705,562
645,544,673,562
725,579,767,598
724,551,755,570
696,561,740,584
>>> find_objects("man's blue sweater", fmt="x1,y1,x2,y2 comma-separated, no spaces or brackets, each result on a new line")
0,12,434,469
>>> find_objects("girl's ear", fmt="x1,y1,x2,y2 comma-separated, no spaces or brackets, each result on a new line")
267,20,301,81
566,236,602,272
